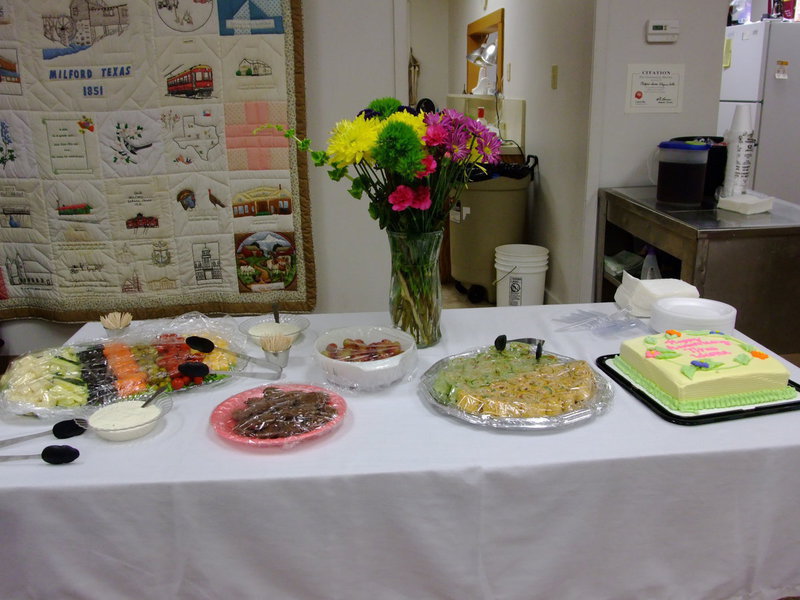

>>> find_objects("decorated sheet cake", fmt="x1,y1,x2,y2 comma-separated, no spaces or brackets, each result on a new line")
612,330,795,413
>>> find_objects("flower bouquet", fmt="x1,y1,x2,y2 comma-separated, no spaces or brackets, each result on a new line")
260,97,502,346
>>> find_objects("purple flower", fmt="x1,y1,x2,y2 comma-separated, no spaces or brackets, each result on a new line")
357,108,380,120
447,128,471,161
423,112,441,127
467,119,489,136
397,105,419,115
690,360,709,369
476,131,502,163
439,108,464,126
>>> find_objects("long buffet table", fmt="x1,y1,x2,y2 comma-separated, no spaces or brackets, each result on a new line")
2,303,800,600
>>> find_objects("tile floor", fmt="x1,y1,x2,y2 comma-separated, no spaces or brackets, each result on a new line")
442,282,494,309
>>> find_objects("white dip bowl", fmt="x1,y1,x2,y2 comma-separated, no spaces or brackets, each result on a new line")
88,396,172,442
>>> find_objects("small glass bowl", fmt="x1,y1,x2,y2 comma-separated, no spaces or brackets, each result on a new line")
238,314,310,345
314,326,417,391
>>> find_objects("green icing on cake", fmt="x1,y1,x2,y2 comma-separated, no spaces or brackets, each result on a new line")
613,355,795,413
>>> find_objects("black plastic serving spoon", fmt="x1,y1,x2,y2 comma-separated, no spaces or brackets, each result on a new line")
494,335,545,360
0,445,80,465
178,361,280,380
0,419,87,449
184,336,280,370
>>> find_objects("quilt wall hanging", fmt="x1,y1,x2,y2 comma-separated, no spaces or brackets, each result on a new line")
0,0,315,322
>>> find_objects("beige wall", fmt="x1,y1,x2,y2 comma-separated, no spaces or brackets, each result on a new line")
581,0,730,300
448,0,595,304
303,0,399,315
448,0,728,304
409,0,450,109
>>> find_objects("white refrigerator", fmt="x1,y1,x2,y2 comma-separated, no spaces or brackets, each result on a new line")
717,20,800,204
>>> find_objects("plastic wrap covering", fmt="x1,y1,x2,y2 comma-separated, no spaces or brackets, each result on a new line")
210,384,347,449
420,342,612,430
314,326,418,391
0,312,246,419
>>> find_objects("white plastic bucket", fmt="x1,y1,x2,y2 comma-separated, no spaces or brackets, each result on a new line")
495,244,549,265
495,255,548,267
495,259,548,306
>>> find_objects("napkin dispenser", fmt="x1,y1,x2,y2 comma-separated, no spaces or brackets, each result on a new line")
614,272,699,317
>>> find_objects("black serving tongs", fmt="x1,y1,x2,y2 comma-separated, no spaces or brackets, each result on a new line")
494,334,545,361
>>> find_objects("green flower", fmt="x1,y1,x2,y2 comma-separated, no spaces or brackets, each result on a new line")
368,97,402,118
373,121,424,180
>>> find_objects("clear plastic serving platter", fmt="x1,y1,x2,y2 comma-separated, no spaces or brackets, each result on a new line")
0,312,246,420
419,344,613,430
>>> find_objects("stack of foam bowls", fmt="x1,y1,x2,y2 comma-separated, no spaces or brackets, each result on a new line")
494,244,549,306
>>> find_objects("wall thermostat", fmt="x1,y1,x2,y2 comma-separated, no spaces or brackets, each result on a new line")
646,20,679,43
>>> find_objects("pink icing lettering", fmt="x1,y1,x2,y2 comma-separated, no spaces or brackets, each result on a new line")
665,338,732,358
666,338,731,350
691,350,729,358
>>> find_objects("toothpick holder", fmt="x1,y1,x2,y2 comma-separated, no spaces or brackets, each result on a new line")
263,348,291,369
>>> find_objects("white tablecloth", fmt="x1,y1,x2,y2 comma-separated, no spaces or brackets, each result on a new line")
2,304,800,600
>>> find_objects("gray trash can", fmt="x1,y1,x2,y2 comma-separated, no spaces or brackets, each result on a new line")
449,170,533,303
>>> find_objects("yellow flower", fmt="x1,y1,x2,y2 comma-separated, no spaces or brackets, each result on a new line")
326,114,380,165
383,111,427,138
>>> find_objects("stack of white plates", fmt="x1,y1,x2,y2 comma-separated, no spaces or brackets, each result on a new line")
649,297,737,333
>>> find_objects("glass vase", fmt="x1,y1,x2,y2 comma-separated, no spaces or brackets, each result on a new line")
387,230,443,348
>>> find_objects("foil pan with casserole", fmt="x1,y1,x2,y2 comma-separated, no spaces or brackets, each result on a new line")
420,342,612,430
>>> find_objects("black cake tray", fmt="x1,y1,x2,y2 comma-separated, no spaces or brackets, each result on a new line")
596,354,800,426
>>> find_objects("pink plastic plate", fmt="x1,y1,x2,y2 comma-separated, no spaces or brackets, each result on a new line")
210,383,347,448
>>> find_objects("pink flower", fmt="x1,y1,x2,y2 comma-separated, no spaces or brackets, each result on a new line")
422,123,447,147
645,350,660,358
388,185,415,211
411,186,431,210
416,155,437,178
387,185,432,211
